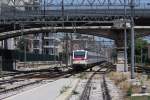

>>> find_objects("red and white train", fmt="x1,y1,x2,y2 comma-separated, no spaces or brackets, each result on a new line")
73,50,106,70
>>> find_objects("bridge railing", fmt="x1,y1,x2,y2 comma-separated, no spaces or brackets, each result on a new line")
0,0,150,21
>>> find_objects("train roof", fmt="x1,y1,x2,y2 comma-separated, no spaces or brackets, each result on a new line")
73,50,87,52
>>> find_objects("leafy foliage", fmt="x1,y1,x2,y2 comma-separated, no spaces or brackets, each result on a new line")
128,38,148,64
17,38,30,52
126,86,132,96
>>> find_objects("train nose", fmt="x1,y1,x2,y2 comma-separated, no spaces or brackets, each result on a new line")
73,58,86,60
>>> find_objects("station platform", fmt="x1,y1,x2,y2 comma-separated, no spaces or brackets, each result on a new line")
3,78,78,100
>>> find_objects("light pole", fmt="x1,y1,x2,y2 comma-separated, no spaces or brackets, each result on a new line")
141,47,143,72
13,0,16,18
130,0,135,79
124,0,128,72
24,36,27,68
70,33,73,68
0,56,2,78
65,33,69,68
44,0,46,16
21,24,27,68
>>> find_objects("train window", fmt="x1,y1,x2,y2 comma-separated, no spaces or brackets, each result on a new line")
74,51,85,58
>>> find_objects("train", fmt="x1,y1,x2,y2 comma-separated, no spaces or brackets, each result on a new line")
72,50,106,70
0,48,107,71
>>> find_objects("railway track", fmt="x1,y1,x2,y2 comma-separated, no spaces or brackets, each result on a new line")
0,80,42,94
102,74,111,100
0,66,72,84
126,65,150,74
79,63,113,100
0,68,75,99
0,62,113,100
0,72,43,86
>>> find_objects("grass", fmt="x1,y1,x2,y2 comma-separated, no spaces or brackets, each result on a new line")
72,90,79,95
108,72,128,86
131,96,150,100
126,86,133,96
107,72,142,99
60,86,70,94
107,72,150,100
77,72,87,79
147,75,150,80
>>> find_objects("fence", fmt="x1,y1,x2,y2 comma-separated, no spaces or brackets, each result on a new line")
0,49,59,71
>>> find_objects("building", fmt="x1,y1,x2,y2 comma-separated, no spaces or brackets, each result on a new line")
72,34,96,51
0,34,33,52
32,33,43,54
32,33,61,55
0,32,60,55
0,38,15,50
61,34,96,53
0,0,39,7
0,0,40,14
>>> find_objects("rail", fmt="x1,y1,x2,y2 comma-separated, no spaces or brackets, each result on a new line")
80,63,113,100
102,74,111,100
79,72,95,100
0,67,74,99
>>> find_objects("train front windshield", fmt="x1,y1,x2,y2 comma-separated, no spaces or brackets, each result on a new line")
74,51,85,58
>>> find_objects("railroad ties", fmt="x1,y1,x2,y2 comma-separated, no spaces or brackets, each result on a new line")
79,62,113,100
128,65,150,74
0,66,75,99
0,62,115,100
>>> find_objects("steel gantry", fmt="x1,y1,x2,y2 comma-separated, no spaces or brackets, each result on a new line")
0,0,142,24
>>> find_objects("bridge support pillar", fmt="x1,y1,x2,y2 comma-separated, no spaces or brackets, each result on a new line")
114,30,128,72
4,40,8,49
116,48,128,72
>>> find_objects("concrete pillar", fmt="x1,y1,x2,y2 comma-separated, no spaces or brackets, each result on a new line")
4,40,8,49
116,48,128,72
114,31,128,72
7,38,15,50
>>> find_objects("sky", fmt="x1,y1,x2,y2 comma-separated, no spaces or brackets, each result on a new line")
41,0,149,5
143,35,150,43
39,0,150,10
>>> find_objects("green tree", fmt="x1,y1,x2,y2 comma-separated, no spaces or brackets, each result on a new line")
135,38,147,54
135,38,148,64
17,38,30,52
128,38,148,64
111,49,117,63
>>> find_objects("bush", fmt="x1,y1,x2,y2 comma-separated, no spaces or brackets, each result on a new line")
60,86,70,94
147,75,150,80
72,90,79,95
127,87,132,96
